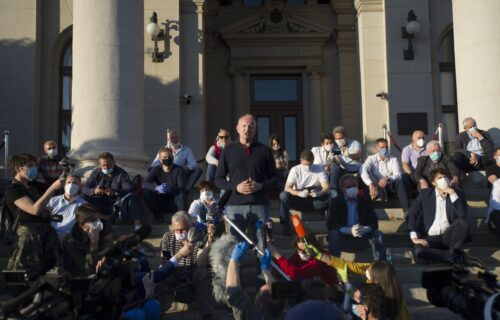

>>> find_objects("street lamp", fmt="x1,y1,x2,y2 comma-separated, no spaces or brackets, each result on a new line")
402,10,420,60
146,12,165,63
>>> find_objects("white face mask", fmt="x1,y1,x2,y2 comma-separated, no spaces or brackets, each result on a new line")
88,219,103,232
301,164,311,173
272,145,280,151
175,232,188,241
416,139,425,148
200,191,213,202
468,126,477,133
64,183,79,196
47,148,58,158
496,156,500,164
345,187,358,199
323,144,333,152
298,251,310,261
335,139,346,147
436,177,450,190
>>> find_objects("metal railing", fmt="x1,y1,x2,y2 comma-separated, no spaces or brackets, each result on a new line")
2,130,9,178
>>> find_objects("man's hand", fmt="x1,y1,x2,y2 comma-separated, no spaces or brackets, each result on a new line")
49,179,65,192
297,190,309,198
95,185,106,195
441,187,456,197
155,183,170,194
142,272,156,299
358,226,371,236
420,179,429,189
268,245,281,259
231,242,249,262
412,238,429,247
95,257,106,273
369,184,378,199
206,223,215,243
450,177,460,188
351,225,361,237
236,179,260,194
104,188,115,196
469,153,479,166
323,164,331,172
176,241,193,258
378,177,388,188
247,179,263,193
306,244,322,260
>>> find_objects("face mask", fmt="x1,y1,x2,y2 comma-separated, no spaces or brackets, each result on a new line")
26,167,38,181
298,251,310,261
47,148,58,158
64,183,79,196
102,167,113,175
175,232,188,241
323,144,333,152
496,156,500,164
429,151,442,161
335,139,345,147
436,177,450,189
89,219,103,232
378,147,388,158
162,158,173,166
200,191,213,202
468,126,477,133
301,164,311,173
345,187,358,199
416,139,425,148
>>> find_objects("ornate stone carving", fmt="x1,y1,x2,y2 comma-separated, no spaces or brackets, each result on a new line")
239,5,316,34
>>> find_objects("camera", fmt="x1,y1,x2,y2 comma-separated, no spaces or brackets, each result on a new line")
422,266,499,319
58,157,75,179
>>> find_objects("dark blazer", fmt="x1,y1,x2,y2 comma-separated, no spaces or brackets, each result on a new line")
454,129,494,160
326,195,378,231
414,154,460,183
407,188,467,237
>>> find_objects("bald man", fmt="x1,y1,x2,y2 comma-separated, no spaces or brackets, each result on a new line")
401,130,428,196
215,114,277,243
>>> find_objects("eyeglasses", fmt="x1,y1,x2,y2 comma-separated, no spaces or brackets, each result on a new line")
218,136,229,140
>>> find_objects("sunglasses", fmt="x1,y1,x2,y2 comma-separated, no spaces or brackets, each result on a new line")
218,136,229,140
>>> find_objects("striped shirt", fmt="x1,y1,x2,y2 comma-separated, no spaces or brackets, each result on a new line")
159,232,204,268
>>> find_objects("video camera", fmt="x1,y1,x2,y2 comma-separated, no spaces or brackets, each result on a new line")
422,265,500,320
58,157,75,179
1,225,153,320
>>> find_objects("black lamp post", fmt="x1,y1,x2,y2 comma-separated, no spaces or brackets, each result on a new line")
402,10,420,60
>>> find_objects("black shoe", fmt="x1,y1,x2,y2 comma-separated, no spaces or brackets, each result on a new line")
447,248,466,265
462,250,488,269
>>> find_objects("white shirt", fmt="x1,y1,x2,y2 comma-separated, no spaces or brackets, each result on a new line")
205,145,219,166
48,194,87,241
286,164,328,191
466,133,484,156
152,144,197,170
409,190,459,239
188,197,218,222
360,154,402,186
311,146,332,166
334,139,363,172
488,179,500,223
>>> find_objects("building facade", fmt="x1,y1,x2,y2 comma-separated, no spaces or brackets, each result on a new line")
0,0,498,174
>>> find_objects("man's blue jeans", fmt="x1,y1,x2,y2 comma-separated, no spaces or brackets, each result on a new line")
328,229,387,261
279,190,335,224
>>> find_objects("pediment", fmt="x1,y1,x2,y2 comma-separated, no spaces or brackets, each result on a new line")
220,4,332,37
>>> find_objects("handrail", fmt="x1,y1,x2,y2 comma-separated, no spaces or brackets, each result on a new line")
4,130,9,177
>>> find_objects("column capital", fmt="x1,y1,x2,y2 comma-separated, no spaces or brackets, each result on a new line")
332,0,355,15
306,65,324,76
229,66,247,76
354,0,383,15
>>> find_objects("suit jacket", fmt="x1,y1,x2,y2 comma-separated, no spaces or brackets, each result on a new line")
326,195,378,231
454,129,494,160
414,155,460,184
407,188,467,237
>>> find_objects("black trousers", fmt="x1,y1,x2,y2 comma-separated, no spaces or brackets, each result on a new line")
488,210,500,241
414,218,470,263
453,152,488,172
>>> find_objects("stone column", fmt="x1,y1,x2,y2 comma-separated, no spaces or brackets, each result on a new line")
71,0,148,172
453,0,500,143
306,66,323,148
354,0,389,144
332,0,362,140
230,66,247,125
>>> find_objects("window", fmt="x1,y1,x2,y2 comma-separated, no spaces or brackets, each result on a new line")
59,42,72,153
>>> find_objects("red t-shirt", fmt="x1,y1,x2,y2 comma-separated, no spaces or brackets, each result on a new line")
275,252,338,286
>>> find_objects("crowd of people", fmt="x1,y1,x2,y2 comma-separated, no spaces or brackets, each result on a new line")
1,114,498,319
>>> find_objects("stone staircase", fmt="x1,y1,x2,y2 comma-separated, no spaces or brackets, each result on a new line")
0,171,498,319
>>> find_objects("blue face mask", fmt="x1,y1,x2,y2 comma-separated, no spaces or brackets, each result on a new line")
378,147,388,158
429,151,442,161
352,304,363,317
26,167,38,181
102,167,113,175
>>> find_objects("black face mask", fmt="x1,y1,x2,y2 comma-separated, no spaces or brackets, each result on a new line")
162,158,173,166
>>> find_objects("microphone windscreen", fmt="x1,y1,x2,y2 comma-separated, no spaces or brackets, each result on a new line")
291,214,306,238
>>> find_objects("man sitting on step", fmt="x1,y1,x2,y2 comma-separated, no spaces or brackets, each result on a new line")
279,150,335,236
360,138,409,212
407,168,485,267
486,147,500,241
326,174,386,261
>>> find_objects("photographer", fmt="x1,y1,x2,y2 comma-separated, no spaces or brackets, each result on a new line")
62,203,114,276
4,153,63,275
226,242,284,320
158,211,214,318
